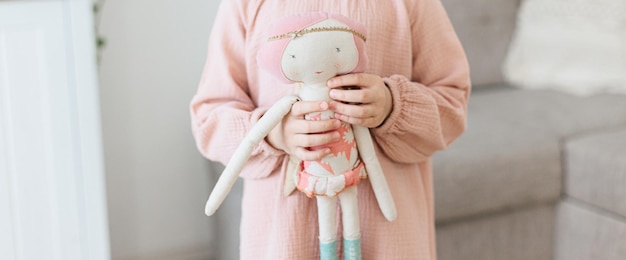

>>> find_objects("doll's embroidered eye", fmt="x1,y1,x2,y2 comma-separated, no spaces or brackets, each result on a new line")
289,54,296,59
336,47,341,52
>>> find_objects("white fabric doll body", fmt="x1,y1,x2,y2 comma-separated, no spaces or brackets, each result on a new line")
205,13,396,260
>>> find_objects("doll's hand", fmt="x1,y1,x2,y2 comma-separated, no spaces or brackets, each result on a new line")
267,101,342,161
327,73,393,128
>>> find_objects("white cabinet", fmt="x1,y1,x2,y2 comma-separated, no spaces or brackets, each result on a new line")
0,0,110,259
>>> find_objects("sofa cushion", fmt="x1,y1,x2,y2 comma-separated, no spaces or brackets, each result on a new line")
503,0,626,96
441,0,519,87
437,204,556,260
433,86,626,223
556,199,626,260
565,128,626,217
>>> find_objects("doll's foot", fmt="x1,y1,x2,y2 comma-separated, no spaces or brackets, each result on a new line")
343,239,361,260
320,241,338,260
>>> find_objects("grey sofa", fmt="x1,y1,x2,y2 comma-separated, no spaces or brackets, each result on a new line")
434,0,626,259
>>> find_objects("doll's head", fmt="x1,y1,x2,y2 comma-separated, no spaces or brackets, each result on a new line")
257,12,368,84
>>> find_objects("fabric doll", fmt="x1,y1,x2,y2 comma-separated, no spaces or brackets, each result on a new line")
204,12,397,260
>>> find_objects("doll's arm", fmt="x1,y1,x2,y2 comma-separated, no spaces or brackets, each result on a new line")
353,125,397,221
205,95,300,216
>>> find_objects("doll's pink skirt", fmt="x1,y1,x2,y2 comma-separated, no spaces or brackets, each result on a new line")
296,161,364,197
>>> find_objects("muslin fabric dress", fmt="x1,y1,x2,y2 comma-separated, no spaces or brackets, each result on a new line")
190,0,471,259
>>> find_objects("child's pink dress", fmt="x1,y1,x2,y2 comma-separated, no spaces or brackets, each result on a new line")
190,0,471,259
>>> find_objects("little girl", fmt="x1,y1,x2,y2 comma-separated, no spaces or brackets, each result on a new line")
190,0,470,259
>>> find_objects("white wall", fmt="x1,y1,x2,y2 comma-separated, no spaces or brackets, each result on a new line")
98,0,224,259
1,1,109,259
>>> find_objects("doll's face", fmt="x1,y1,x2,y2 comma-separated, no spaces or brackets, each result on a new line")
281,19,359,84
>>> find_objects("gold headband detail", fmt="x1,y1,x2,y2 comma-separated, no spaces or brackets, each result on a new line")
268,26,367,42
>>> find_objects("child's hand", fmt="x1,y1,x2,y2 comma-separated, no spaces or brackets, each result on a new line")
266,101,342,161
327,73,393,128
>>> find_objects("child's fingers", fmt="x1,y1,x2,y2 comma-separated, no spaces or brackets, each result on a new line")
326,72,391,128
329,100,380,127
293,147,331,161
290,130,339,161
293,131,340,148
327,73,385,105
292,118,341,135
327,73,369,89
334,112,377,127
327,74,370,104
328,88,370,104
329,101,376,119
291,101,329,117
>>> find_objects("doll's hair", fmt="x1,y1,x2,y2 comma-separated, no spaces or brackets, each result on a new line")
256,12,368,84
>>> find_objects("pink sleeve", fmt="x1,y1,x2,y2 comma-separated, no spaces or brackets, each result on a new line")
372,0,471,164
190,0,285,179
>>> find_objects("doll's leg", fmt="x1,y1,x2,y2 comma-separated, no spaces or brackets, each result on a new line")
338,186,361,260
317,196,338,260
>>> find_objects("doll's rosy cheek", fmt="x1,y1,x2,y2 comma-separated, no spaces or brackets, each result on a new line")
281,58,301,81
285,70,300,81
